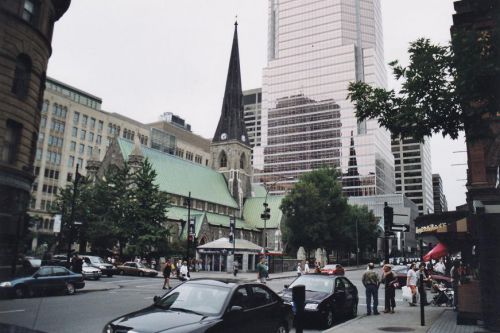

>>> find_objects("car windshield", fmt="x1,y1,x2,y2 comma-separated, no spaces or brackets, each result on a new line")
90,257,105,264
136,263,146,268
155,283,230,316
289,276,334,293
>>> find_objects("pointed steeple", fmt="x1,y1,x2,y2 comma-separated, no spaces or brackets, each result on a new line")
347,130,360,177
212,22,250,146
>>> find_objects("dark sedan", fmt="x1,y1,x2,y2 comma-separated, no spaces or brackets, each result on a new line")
0,266,85,298
104,279,293,333
279,274,358,329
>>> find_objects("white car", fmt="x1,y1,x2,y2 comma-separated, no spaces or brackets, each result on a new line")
82,262,102,280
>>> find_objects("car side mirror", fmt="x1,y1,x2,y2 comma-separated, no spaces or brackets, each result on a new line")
229,305,243,313
284,284,289,289
153,296,161,304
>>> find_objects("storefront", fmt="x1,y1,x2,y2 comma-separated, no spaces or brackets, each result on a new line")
196,237,263,273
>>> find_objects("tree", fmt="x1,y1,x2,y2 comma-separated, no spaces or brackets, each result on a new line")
347,33,498,142
127,159,170,256
280,168,349,257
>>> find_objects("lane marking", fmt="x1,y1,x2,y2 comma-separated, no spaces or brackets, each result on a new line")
0,309,25,314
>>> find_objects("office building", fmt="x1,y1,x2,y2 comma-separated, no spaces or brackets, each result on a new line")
29,77,211,247
256,0,395,196
392,137,433,215
432,173,448,214
243,88,263,155
0,0,70,277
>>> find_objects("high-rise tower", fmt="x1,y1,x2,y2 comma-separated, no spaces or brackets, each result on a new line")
211,23,252,212
256,0,394,196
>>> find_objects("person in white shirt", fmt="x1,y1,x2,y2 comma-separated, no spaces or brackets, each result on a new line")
304,261,310,274
180,261,189,281
433,260,446,275
297,263,302,276
406,263,418,306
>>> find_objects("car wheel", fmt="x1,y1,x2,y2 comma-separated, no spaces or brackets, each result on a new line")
351,301,358,318
119,270,124,275
66,283,75,295
14,286,26,298
138,271,144,277
276,323,288,333
323,309,334,329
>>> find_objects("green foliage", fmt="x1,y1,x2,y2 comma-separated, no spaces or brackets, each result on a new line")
55,159,170,257
348,25,499,142
280,168,377,258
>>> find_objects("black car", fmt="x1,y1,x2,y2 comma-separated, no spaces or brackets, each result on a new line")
0,266,85,298
104,279,293,333
279,274,358,329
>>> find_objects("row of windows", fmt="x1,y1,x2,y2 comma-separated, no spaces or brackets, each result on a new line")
39,200,54,212
268,129,341,145
264,159,339,173
46,81,100,110
67,156,85,169
52,104,67,118
268,120,340,136
42,184,58,195
264,149,340,164
268,111,339,127
123,129,135,141
46,151,62,165
47,135,63,148
50,119,65,133
42,168,59,180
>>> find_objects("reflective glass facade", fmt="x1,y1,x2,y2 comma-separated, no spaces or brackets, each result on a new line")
256,0,394,196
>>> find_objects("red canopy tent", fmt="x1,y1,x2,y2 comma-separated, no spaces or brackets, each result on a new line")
423,242,448,262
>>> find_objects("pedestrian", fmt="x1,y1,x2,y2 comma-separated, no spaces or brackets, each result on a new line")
406,263,418,306
304,261,310,274
334,264,345,276
151,258,157,270
179,261,189,281
233,260,239,277
71,253,83,274
418,263,431,306
433,259,446,275
450,260,460,310
162,260,172,289
257,258,267,284
297,262,302,277
361,262,380,315
381,264,397,313
176,260,181,278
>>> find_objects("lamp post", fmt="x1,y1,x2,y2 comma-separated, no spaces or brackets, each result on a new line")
355,217,359,267
67,164,81,267
184,192,191,265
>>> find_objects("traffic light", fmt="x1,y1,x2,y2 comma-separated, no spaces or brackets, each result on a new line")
383,202,393,235
229,217,235,243
260,202,271,220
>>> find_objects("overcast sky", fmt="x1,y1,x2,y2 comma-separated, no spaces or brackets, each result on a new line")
47,0,467,210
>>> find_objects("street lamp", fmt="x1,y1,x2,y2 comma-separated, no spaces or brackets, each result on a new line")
183,192,192,265
67,164,82,267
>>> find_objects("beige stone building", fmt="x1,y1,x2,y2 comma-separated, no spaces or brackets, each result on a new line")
29,77,211,248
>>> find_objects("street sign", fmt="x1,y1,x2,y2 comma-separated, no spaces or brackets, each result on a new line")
390,224,410,232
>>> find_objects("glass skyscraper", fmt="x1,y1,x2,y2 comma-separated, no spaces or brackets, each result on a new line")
255,0,394,195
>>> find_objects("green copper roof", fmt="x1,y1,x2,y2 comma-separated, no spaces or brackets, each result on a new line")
243,195,285,229
117,138,238,208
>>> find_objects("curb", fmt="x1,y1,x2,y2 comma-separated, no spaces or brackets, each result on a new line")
322,315,366,332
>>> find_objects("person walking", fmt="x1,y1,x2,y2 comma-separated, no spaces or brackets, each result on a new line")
418,263,431,305
233,260,239,277
257,258,267,284
450,260,460,310
297,262,302,277
304,261,310,274
362,263,380,315
71,253,83,274
406,263,418,306
381,264,397,313
162,260,172,290
179,261,189,281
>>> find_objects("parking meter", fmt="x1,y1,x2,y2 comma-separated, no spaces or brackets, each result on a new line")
292,284,305,333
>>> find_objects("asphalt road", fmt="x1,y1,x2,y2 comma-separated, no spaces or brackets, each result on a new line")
0,268,412,333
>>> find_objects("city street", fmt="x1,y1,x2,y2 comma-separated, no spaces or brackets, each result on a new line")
0,268,424,333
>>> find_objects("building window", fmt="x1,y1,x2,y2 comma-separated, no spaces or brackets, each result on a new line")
90,117,96,129
87,146,93,157
77,158,84,169
2,120,23,163
82,115,88,127
42,100,49,113
40,116,47,128
186,151,193,161
88,132,94,142
22,0,38,24
73,112,80,125
79,144,84,154
68,156,74,167
70,141,76,151
72,127,78,138
240,153,246,169
80,129,86,140
98,120,103,132
219,151,227,168
96,135,101,144
11,54,32,100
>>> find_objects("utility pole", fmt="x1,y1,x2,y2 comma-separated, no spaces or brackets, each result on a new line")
185,191,191,264
355,217,359,267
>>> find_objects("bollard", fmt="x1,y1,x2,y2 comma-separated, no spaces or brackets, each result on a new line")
292,284,305,333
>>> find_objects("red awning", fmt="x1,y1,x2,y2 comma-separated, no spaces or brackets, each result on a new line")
423,242,448,262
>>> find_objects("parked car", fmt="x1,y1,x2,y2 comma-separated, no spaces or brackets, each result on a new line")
320,264,345,276
82,262,102,280
279,274,358,329
117,262,158,277
81,255,117,277
0,266,85,298
104,279,293,333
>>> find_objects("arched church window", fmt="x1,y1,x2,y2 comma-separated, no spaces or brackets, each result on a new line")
240,153,246,169
220,151,227,168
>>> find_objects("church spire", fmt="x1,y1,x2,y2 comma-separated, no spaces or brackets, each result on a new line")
212,22,250,146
